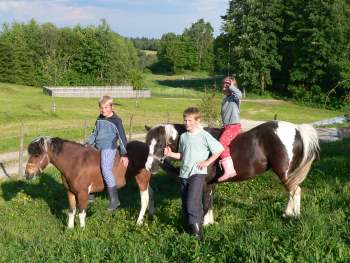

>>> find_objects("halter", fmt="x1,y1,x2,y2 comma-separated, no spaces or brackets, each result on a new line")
26,137,50,173
148,153,165,164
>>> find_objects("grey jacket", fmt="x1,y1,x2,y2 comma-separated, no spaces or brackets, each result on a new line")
221,85,242,125
86,112,128,154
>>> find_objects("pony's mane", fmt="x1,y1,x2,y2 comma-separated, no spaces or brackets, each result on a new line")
145,124,179,145
28,136,84,155
28,136,51,155
50,137,85,155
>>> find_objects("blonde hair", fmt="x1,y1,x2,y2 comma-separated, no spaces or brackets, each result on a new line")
99,95,113,106
183,107,201,120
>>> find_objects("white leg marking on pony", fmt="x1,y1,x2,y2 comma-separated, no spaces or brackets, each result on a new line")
79,210,86,228
136,188,149,225
283,186,301,218
292,186,301,217
145,139,156,171
275,121,297,175
67,208,76,229
88,184,92,194
203,209,214,225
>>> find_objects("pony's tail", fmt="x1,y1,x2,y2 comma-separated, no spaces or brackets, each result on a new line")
284,124,320,191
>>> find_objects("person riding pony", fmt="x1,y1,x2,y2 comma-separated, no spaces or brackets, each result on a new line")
218,76,242,182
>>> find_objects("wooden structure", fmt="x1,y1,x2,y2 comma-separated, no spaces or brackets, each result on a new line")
43,86,151,98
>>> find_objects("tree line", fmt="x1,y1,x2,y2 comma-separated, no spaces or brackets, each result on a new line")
0,0,349,109
153,1,350,109
0,19,140,87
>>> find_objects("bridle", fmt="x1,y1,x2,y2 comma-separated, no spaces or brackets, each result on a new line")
148,153,165,164
26,139,50,173
147,125,179,165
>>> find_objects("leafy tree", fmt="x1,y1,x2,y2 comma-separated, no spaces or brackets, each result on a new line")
183,19,214,71
222,0,283,93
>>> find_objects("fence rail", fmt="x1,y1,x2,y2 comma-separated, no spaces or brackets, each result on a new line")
43,86,151,98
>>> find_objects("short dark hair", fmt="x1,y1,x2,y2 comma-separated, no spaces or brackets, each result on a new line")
183,107,201,120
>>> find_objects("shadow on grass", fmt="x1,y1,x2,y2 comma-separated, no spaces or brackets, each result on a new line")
0,171,181,227
120,171,181,224
156,76,223,91
1,173,67,224
308,138,350,184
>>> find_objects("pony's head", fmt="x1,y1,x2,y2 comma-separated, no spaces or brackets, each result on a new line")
25,136,52,179
145,124,179,174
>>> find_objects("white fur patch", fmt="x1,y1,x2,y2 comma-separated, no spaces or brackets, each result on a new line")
136,188,149,225
88,184,92,194
67,208,76,229
275,121,297,175
145,139,156,171
164,124,178,141
79,210,86,228
203,209,214,225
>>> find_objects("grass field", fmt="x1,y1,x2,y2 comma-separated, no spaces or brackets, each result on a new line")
0,138,349,262
0,74,342,153
0,73,349,261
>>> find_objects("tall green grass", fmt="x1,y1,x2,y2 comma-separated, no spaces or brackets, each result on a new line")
0,138,349,262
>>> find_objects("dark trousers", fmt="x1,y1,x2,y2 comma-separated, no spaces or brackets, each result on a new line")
180,174,206,225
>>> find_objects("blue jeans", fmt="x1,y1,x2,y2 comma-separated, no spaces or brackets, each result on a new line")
101,149,117,187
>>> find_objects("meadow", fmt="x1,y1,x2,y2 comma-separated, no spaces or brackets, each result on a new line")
0,73,348,262
0,138,349,262
0,73,341,153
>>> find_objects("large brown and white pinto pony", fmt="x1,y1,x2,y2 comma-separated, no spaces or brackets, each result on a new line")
25,137,154,228
145,121,320,225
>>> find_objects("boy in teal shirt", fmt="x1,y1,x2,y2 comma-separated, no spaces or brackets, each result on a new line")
164,107,223,241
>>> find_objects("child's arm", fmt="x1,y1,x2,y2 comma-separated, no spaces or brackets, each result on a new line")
196,152,222,169
197,131,224,169
164,146,181,160
229,84,242,99
115,118,128,155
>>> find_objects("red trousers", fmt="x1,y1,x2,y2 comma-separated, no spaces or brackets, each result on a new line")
219,124,241,159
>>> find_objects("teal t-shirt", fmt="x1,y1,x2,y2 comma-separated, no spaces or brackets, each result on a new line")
178,129,224,179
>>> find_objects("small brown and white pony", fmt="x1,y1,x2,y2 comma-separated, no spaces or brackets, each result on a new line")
145,121,320,225
25,136,154,228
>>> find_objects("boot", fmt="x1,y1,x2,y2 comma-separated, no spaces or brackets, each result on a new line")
188,223,203,241
218,157,237,182
106,186,120,212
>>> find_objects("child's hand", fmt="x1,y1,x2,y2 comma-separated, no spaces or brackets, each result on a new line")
120,156,129,168
196,160,208,170
164,146,172,157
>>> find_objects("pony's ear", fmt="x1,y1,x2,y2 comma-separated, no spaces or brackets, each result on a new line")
145,125,151,131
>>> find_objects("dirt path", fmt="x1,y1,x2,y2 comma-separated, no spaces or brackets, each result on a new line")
0,122,345,179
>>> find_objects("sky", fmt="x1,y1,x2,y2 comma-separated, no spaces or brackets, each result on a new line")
0,0,228,38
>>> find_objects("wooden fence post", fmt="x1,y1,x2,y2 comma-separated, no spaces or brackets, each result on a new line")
129,114,134,141
18,122,24,176
83,119,87,142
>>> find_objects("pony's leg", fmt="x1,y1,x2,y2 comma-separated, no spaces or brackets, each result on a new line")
77,191,89,228
135,169,151,225
67,191,77,229
283,186,301,218
148,185,155,215
203,184,215,226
